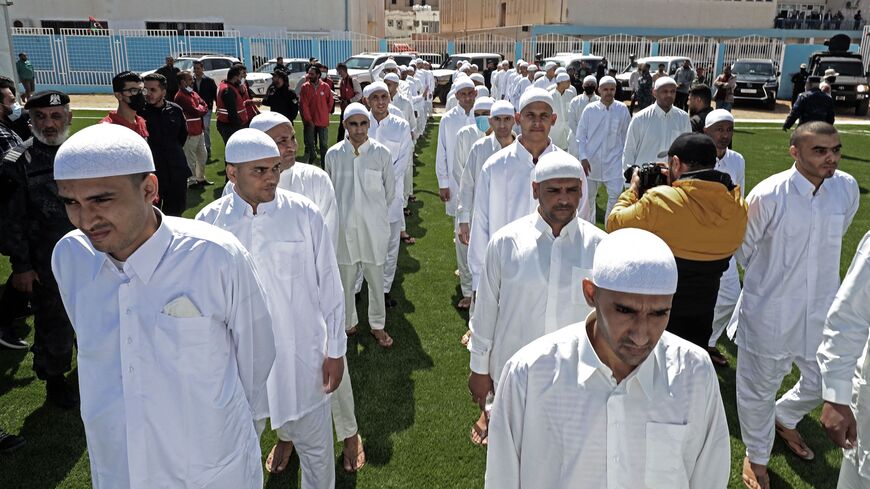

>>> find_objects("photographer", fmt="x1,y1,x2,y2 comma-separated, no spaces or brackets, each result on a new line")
606,133,747,349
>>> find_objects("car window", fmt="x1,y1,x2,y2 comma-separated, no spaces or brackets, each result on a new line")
200,59,214,71
256,62,276,73
732,62,774,77
442,56,470,70
395,56,413,66
211,59,232,70
814,60,865,77
345,57,374,70
288,62,307,73
669,62,678,75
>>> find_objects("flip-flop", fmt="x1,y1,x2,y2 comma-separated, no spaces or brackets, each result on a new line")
371,330,394,349
456,297,472,310
342,433,366,473
460,330,472,347
707,347,728,367
403,208,412,216
742,457,770,489
265,440,294,474
470,418,488,446
346,325,358,336
775,421,815,460
401,235,416,245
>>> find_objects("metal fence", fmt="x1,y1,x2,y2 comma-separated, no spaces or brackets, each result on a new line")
658,34,720,73
861,25,870,65
454,33,516,61
520,34,583,62
589,34,652,72
723,35,784,69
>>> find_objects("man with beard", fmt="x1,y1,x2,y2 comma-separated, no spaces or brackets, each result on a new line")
0,90,78,408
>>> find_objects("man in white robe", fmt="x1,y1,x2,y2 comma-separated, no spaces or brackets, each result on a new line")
196,130,345,489
485,228,731,489
51,124,276,488
533,61,557,90
436,77,476,307
576,76,631,224
467,152,606,446
566,75,599,158
326,103,396,349
548,73,574,151
623,76,692,172
733,122,859,489
384,73,416,137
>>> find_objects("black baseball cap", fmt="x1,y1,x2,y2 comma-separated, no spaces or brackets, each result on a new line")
657,133,717,166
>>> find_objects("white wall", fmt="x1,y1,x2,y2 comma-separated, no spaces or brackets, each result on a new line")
565,0,777,29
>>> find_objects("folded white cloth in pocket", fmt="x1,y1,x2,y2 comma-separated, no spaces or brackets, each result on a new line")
162,295,202,318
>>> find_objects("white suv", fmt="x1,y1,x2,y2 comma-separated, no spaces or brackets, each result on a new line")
142,54,273,97
327,52,417,89
616,56,693,100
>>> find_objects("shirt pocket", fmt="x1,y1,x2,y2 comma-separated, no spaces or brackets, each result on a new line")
364,168,383,193
571,267,592,305
828,214,846,243
645,422,690,489
270,240,305,278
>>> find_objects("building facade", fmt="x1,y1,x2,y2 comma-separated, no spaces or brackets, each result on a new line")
385,0,441,12
386,7,440,38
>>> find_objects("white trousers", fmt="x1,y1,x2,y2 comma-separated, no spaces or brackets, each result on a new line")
455,216,472,298
255,401,334,489
339,262,386,331
586,178,623,225
330,356,359,441
736,347,823,465
404,155,414,206
710,258,740,347
840,458,870,489
384,220,402,293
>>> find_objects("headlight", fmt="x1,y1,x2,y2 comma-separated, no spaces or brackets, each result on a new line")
857,84,868,93
764,79,777,87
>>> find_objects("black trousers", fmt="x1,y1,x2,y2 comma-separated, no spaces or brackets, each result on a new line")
30,264,74,380
666,257,730,348
216,120,242,145
156,167,189,217
337,107,347,143
675,92,689,111
0,273,29,331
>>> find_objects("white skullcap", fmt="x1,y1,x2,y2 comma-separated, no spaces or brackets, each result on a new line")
592,228,678,295
55,123,154,180
475,86,491,98
534,71,545,80
409,59,418,66
460,64,472,72
544,61,557,71
225,128,280,164
500,60,509,67
383,73,401,84
518,87,554,112
452,77,475,93
249,111,291,133
583,75,598,86
528,64,539,72
653,76,677,90
470,73,485,84
342,102,369,121
704,109,735,128
555,67,567,74
518,60,528,68
555,73,570,83
363,81,389,98
383,59,398,69
490,100,516,117
399,65,408,72
473,96,494,112
533,151,583,183
598,76,617,87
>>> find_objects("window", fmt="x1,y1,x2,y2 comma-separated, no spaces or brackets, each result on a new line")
41,19,109,33
145,21,224,34
388,20,395,27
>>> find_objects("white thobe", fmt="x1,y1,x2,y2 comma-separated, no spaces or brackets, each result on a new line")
391,92,416,134
196,189,345,427
455,124,486,210
534,75,556,90
457,133,513,225
51,212,275,489
576,100,631,223
468,138,589,290
369,112,412,224
622,103,691,171
491,70,503,100
566,93,599,157
548,87,573,150
511,78,532,111
469,213,605,384
435,105,475,216
486,313,730,489
818,231,870,482
325,138,395,266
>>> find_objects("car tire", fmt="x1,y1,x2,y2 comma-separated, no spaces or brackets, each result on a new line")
765,96,777,110
856,99,869,116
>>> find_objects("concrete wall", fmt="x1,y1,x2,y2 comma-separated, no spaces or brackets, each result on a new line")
10,0,385,37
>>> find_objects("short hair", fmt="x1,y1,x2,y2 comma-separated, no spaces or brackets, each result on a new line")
192,60,204,68
276,56,283,61
112,71,143,92
177,71,193,84
689,84,712,105
227,65,245,80
271,69,288,81
0,76,16,96
143,73,167,89
308,65,321,76
790,121,838,147
337,62,348,71
128,171,150,187
232,62,247,70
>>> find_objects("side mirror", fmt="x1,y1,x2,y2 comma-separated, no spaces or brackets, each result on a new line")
777,71,781,77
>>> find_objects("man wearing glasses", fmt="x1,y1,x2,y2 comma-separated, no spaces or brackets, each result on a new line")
101,71,149,139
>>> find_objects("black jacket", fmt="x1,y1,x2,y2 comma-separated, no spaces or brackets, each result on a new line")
193,75,218,110
262,83,299,122
139,101,190,176
690,106,714,133
783,88,835,129
156,65,181,99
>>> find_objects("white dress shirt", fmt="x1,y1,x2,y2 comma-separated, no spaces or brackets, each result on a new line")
196,189,345,428
486,314,731,489
454,123,486,223
511,77,532,111
534,75,556,90
715,148,746,195
391,91,416,133
548,87,574,150
468,139,589,290
469,213,605,382
622,103,692,171
566,93,599,157
435,104,475,216
729,165,859,359
577,100,631,182
818,231,870,479
51,213,275,489
325,138,395,266
368,111,412,223
457,133,512,225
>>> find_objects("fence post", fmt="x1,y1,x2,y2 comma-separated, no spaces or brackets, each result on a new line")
514,41,523,62
379,38,388,52
582,40,590,55
240,37,252,67
311,39,321,62
650,41,659,57
715,42,727,76
447,40,455,55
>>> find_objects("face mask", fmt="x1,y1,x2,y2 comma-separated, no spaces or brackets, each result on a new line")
583,87,595,95
128,93,147,111
240,77,247,82
184,86,193,93
475,115,490,132
7,102,21,121
321,72,328,79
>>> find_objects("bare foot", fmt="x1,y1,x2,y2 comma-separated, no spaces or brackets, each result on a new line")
456,296,472,309
742,457,770,489
265,440,294,474
371,329,394,348
342,433,366,473
775,421,815,460
460,330,472,347
470,411,488,446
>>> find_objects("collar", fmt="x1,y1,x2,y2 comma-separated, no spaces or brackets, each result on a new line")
513,137,556,164
343,138,370,156
653,103,673,116
789,164,820,196
229,187,278,217
533,211,579,240
100,209,170,284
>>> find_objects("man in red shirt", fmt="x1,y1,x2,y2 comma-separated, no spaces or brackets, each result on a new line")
101,71,149,138
299,65,334,165
336,62,362,143
175,71,211,187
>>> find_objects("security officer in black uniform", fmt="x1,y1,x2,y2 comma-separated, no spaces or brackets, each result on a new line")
790,63,809,105
783,76,835,130
0,90,78,408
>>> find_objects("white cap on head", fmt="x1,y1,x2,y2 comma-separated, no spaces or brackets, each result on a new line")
704,108,735,129
518,87,554,112
527,64,539,72
544,61,557,71
501,60,509,67
598,76,617,87
533,151,583,183
592,228,678,295
555,72,570,84
363,81,389,98
225,128,281,164
800,63,807,69
555,67,567,74
452,77,475,93
249,111,292,133
534,71,545,80
653,76,677,90
55,123,154,180
475,86,490,98
583,75,597,86
460,64,472,72
399,65,408,72
490,100,515,117
383,73,401,84
473,96,494,112
383,59,398,69
409,59,418,66
470,73,485,84
342,102,369,121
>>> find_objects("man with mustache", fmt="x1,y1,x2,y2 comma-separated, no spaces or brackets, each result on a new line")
0,90,78,408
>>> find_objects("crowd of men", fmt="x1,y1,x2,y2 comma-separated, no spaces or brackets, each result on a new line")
0,47,867,489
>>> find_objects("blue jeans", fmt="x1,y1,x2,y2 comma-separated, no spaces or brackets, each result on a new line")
716,101,733,112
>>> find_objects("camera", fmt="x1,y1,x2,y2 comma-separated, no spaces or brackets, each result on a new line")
623,162,668,197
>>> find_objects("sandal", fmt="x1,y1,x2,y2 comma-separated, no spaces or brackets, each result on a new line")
401,234,416,245
707,347,728,367
460,330,472,347
346,325,359,336
265,440,294,474
775,421,815,460
403,208,412,216
742,457,770,489
342,433,366,473
456,296,472,310
408,195,417,202
470,417,488,446
371,330,394,349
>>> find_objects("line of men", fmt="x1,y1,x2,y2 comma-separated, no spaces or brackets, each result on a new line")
441,58,865,488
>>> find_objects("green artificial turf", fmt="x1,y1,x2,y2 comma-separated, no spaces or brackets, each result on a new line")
0,112,869,488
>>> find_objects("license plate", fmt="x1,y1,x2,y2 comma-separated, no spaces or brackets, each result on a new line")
739,88,756,94
836,95,846,101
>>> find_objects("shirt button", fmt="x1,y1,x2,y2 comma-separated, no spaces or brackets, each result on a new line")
126,308,132,315
128,366,134,373
127,337,133,345
614,456,620,463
